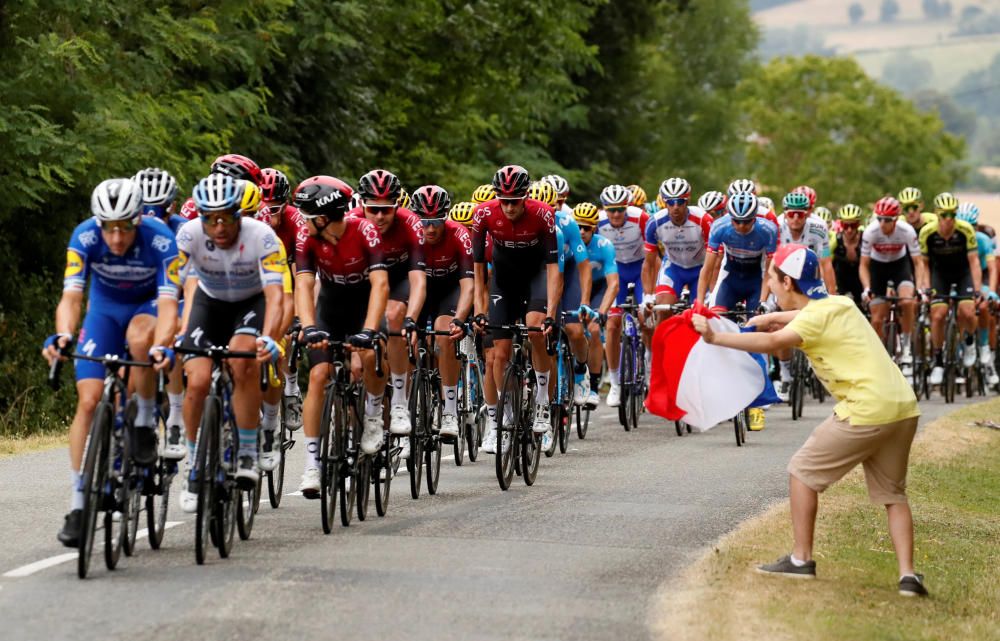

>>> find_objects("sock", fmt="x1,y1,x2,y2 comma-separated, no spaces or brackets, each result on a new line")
167,392,184,427
978,328,989,347
965,333,975,346
70,470,84,511
901,333,911,350
135,395,156,428
789,554,808,567
284,376,300,397
390,373,407,406
365,392,383,417
487,404,497,422
237,428,258,458
305,436,320,471
574,359,588,384
590,373,601,390
609,368,620,386
534,370,550,403
933,350,943,365
779,360,792,383
186,439,197,463
262,402,280,431
443,385,457,415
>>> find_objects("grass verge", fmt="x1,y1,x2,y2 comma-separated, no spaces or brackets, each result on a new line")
0,432,67,459
651,399,1000,641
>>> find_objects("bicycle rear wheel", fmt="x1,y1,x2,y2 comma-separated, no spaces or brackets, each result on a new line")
122,463,142,557
558,408,569,454
356,455,372,521
496,367,519,490
944,316,958,403
339,408,359,526
426,384,442,495
734,410,747,446
575,405,589,439
453,365,467,466
236,481,258,541
216,423,237,559
521,402,541,487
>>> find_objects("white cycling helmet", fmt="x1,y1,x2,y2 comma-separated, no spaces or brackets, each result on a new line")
599,184,631,207
758,196,774,212
192,173,241,213
133,167,179,207
727,178,757,196
658,177,691,201
91,178,144,222
697,190,726,214
543,174,570,197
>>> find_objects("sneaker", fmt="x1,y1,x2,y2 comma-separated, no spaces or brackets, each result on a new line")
179,465,198,514
57,510,82,548
962,344,977,368
899,573,928,597
573,377,590,406
162,424,186,461
283,394,303,431
585,390,599,409
481,424,498,455
440,413,460,439
361,415,384,454
756,554,816,579
987,365,999,387
930,365,944,386
132,426,159,466
748,408,766,431
776,381,790,403
236,455,259,489
532,403,551,434
258,429,279,472
541,430,553,451
389,404,411,436
980,346,993,366
298,467,321,499
606,383,621,407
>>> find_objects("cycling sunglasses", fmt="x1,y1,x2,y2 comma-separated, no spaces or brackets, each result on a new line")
100,219,138,233
938,211,957,219
604,206,628,213
841,222,860,230
577,224,595,232
262,203,285,217
903,204,920,211
732,218,754,226
784,210,808,219
419,217,446,227
363,203,397,213
665,198,688,207
876,216,897,223
200,211,240,227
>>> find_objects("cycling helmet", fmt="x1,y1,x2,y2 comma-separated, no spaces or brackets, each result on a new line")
573,202,600,226
211,154,262,185
133,167,178,206
697,191,727,215
791,185,817,209
543,174,570,197
358,169,402,202
727,193,758,221
782,192,810,212
472,184,497,204
898,186,922,205
933,192,959,214
527,180,557,207
293,175,354,220
727,178,757,196
758,196,774,212
410,185,451,218
600,184,631,207
655,194,666,210
873,196,901,218
449,201,477,227
91,178,144,222
398,187,411,210
957,202,980,225
260,168,291,202
192,174,241,213
627,184,647,207
814,206,832,222
659,177,691,201
492,165,531,198
838,204,863,221
349,193,361,211
237,180,263,216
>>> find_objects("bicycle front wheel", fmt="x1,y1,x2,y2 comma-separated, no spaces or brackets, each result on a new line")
496,367,520,490
619,339,634,431
78,402,111,578
194,397,220,565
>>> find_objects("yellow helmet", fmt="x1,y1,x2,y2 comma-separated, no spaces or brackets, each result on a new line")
898,186,922,206
933,192,958,214
449,201,476,227
655,194,666,210
472,184,496,204
397,188,411,210
237,179,263,215
837,203,863,221
627,184,647,207
573,202,600,227
527,181,557,207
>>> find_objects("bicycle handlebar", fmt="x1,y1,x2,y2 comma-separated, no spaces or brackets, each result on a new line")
48,350,154,392
173,345,269,391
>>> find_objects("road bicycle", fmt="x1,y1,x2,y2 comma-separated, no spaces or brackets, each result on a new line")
545,313,576,457
456,331,486,463
616,283,647,433
265,324,301,509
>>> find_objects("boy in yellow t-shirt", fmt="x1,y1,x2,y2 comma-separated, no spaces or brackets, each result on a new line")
692,244,927,597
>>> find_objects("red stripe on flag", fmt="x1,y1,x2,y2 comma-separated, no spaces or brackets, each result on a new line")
645,307,702,421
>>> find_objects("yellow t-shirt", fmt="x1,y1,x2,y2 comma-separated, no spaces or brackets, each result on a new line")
786,295,919,425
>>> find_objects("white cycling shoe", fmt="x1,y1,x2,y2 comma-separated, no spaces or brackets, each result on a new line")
389,404,411,436
962,345,978,368
440,413,460,438
179,464,197,514
980,346,993,366
585,390,600,409
930,366,944,386
298,467,321,499
541,430,553,451
360,415,384,455
606,384,621,407
573,377,590,406
532,403,551,434
481,423,498,455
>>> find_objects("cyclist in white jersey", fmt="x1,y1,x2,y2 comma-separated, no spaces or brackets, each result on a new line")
175,175,286,511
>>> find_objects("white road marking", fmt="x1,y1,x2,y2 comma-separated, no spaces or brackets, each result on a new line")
285,490,302,496
442,455,454,461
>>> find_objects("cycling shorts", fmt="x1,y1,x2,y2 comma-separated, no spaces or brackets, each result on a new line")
388,271,411,304
869,257,913,301
488,267,547,340
75,298,157,381
179,288,264,358
308,284,370,366
561,259,582,325
611,259,644,313
711,267,761,311
418,280,462,327
590,278,607,311
930,270,975,304
656,262,701,299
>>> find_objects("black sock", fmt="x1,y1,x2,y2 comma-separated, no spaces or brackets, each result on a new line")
574,359,588,375
590,373,601,389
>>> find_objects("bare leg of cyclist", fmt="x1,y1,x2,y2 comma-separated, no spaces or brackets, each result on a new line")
605,313,622,406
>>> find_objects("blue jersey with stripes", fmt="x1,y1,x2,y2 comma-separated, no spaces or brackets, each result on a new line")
555,208,589,267
707,215,778,274
975,230,994,272
586,234,618,281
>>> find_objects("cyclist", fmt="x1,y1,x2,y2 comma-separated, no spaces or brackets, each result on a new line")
628,184,648,211
472,184,496,205
543,174,573,216
916,193,982,384
597,184,650,407
574,203,618,408
814,206,834,231
898,187,936,234
957,202,999,385
698,191,727,221
728,178,779,228
45,178,180,547
349,169,426,440
292,175,389,496
830,204,865,307
175,174,286,510
410,185,474,440
642,177,710,323
471,165,560,453
178,154,263,220
860,197,923,373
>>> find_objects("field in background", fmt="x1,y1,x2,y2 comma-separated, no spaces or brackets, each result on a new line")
957,191,1000,228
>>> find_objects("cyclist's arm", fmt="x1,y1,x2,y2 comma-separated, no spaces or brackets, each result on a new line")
153,297,179,349
989,254,998,293
405,268,427,322
261,282,284,342
641,250,659,296
456,276,474,322
180,275,199,335
473,263,488,318
294,271,318,328
364,269,389,331
969,250,983,293
546,262,561,319
53,290,84,340
601,273,619,315
577,258,592,306
914,255,930,291
697,251,719,304
859,255,872,291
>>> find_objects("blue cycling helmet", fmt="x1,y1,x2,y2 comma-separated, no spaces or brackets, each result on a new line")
192,174,241,213
727,193,758,221
957,202,980,226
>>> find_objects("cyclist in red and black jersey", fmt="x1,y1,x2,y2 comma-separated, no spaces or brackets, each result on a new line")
472,165,560,453
348,169,427,439
179,153,263,220
292,176,390,497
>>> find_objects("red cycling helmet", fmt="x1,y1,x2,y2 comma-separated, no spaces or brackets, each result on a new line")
792,185,817,209
874,196,901,218
260,168,290,202
492,165,531,198
358,169,402,202
293,175,355,220
410,185,452,218
211,154,262,185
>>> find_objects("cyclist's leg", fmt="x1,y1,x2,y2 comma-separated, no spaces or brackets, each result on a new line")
180,289,231,454
124,302,162,462
526,267,553,406
227,295,266,475
560,272,590,401
384,276,411,423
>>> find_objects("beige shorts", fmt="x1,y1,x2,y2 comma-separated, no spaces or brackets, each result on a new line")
787,413,918,505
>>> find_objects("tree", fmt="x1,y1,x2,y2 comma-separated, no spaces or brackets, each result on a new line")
849,3,865,24
880,0,900,22
881,51,934,94
737,56,966,204
911,90,977,140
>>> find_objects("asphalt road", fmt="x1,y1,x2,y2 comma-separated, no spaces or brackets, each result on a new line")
0,394,974,641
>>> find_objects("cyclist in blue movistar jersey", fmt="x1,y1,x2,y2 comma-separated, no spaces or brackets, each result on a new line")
958,202,999,385
43,178,180,548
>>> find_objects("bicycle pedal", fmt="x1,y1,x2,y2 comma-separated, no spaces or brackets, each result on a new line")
282,439,296,452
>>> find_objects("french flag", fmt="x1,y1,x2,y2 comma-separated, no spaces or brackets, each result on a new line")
646,302,780,430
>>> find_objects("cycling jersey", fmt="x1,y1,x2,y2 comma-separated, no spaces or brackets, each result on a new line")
585,234,618,282
899,211,936,234
471,197,558,285
272,204,308,264
347,206,425,279
597,206,649,265
830,232,863,304
65,216,180,304
861,220,920,263
706,215,778,274
296,216,387,286
643,206,711,268
779,215,830,258
424,219,474,282
976,231,995,272
918,218,977,277
176,217,285,302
